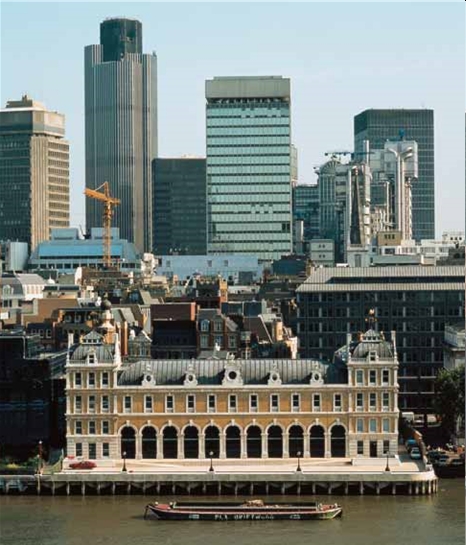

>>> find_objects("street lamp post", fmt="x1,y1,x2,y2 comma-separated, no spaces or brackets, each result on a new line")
38,441,43,474
122,451,127,472
385,451,390,472
296,451,302,472
209,451,214,472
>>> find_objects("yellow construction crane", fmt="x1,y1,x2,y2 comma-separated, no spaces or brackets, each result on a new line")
84,182,121,268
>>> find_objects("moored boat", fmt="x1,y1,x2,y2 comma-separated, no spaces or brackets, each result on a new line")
144,499,343,521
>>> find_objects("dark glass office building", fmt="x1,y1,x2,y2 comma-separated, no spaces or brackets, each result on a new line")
296,266,464,413
354,109,434,241
292,184,320,248
152,158,207,255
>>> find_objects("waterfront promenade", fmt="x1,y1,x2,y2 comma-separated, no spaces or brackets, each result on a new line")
0,454,438,496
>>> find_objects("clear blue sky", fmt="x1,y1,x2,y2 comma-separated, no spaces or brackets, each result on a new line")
1,2,464,235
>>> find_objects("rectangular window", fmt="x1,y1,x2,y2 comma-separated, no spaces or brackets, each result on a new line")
334,394,342,412
229,394,237,412
88,395,96,413
382,392,390,411
357,441,364,455
356,393,364,411
102,421,109,434
88,372,95,388
369,393,377,410
250,394,258,412
313,394,321,412
369,419,377,433
200,335,209,349
292,393,300,412
75,421,82,434
356,418,364,433
75,443,83,457
102,443,110,457
124,396,132,413
102,372,109,387
383,440,390,454
101,395,109,413
382,369,390,385
382,418,390,433
271,394,280,412
187,394,196,413
356,370,364,385
145,395,153,413
369,370,377,385
75,395,82,413
75,372,82,387
88,443,96,460
89,421,96,434
208,394,216,412
166,395,174,413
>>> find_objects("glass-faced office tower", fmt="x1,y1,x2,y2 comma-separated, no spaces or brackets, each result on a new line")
354,109,434,241
85,18,157,252
206,76,293,261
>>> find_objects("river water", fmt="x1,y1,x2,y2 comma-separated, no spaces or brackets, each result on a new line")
0,480,464,545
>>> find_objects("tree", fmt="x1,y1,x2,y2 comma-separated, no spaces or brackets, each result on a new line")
434,366,465,439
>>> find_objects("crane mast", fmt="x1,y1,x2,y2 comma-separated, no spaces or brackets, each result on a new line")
84,182,121,269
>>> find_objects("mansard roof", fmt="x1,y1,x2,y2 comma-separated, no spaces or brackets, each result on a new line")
117,358,338,386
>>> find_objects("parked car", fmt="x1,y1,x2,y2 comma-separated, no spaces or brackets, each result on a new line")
405,439,418,452
427,450,446,463
410,447,422,460
69,460,96,470
435,455,450,467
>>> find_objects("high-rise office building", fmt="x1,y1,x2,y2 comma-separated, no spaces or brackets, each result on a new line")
152,158,207,255
354,109,434,241
292,184,319,253
206,76,293,261
0,96,69,250
85,17,157,252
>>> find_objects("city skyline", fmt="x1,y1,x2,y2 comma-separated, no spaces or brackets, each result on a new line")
1,3,464,235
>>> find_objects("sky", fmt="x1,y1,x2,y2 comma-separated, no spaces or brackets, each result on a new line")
1,2,465,235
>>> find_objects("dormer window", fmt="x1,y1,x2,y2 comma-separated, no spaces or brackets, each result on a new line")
88,353,96,364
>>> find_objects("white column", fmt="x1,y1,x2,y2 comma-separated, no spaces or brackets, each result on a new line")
303,432,310,458
199,433,205,459
240,433,247,459
219,432,226,459
261,433,268,458
178,434,184,459
283,432,289,458
136,434,142,460
325,432,331,458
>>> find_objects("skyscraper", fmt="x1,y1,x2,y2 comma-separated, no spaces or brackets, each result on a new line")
0,96,69,250
206,76,293,261
152,158,207,255
85,17,157,252
354,109,434,241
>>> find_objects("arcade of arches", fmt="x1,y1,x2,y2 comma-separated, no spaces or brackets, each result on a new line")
119,423,347,459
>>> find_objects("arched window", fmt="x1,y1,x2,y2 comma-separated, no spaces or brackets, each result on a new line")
330,425,346,457
184,426,199,459
142,427,157,459
310,425,325,458
288,425,304,458
267,425,283,458
204,425,220,458
163,426,178,459
225,426,241,458
121,426,136,459
246,426,262,458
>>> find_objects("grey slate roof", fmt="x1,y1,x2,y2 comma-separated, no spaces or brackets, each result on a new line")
117,358,334,386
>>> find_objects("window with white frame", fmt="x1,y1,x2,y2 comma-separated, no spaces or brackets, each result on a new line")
88,353,96,364
369,393,377,410
102,442,110,457
101,395,109,413
229,394,237,412
369,370,377,386
356,393,364,411
88,372,95,388
102,421,109,434
89,421,96,434
214,336,223,348
292,393,300,412
382,369,390,385
75,420,82,434
334,393,342,412
102,372,109,387
200,320,210,332
383,440,390,454
229,336,237,349
75,372,82,387
312,393,321,412
88,395,96,413
369,419,377,433
382,418,390,433
356,418,364,433
145,395,153,413
75,443,83,457
166,395,174,413
187,394,196,413
357,440,364,455
250,394,258,412
356,370,364,385
271,394,280,412
200,335,209,349
382,392,390,411
213,320,223,333
88,443,96,459
208,394,216,412
124,396,132,413
75,395,82,413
